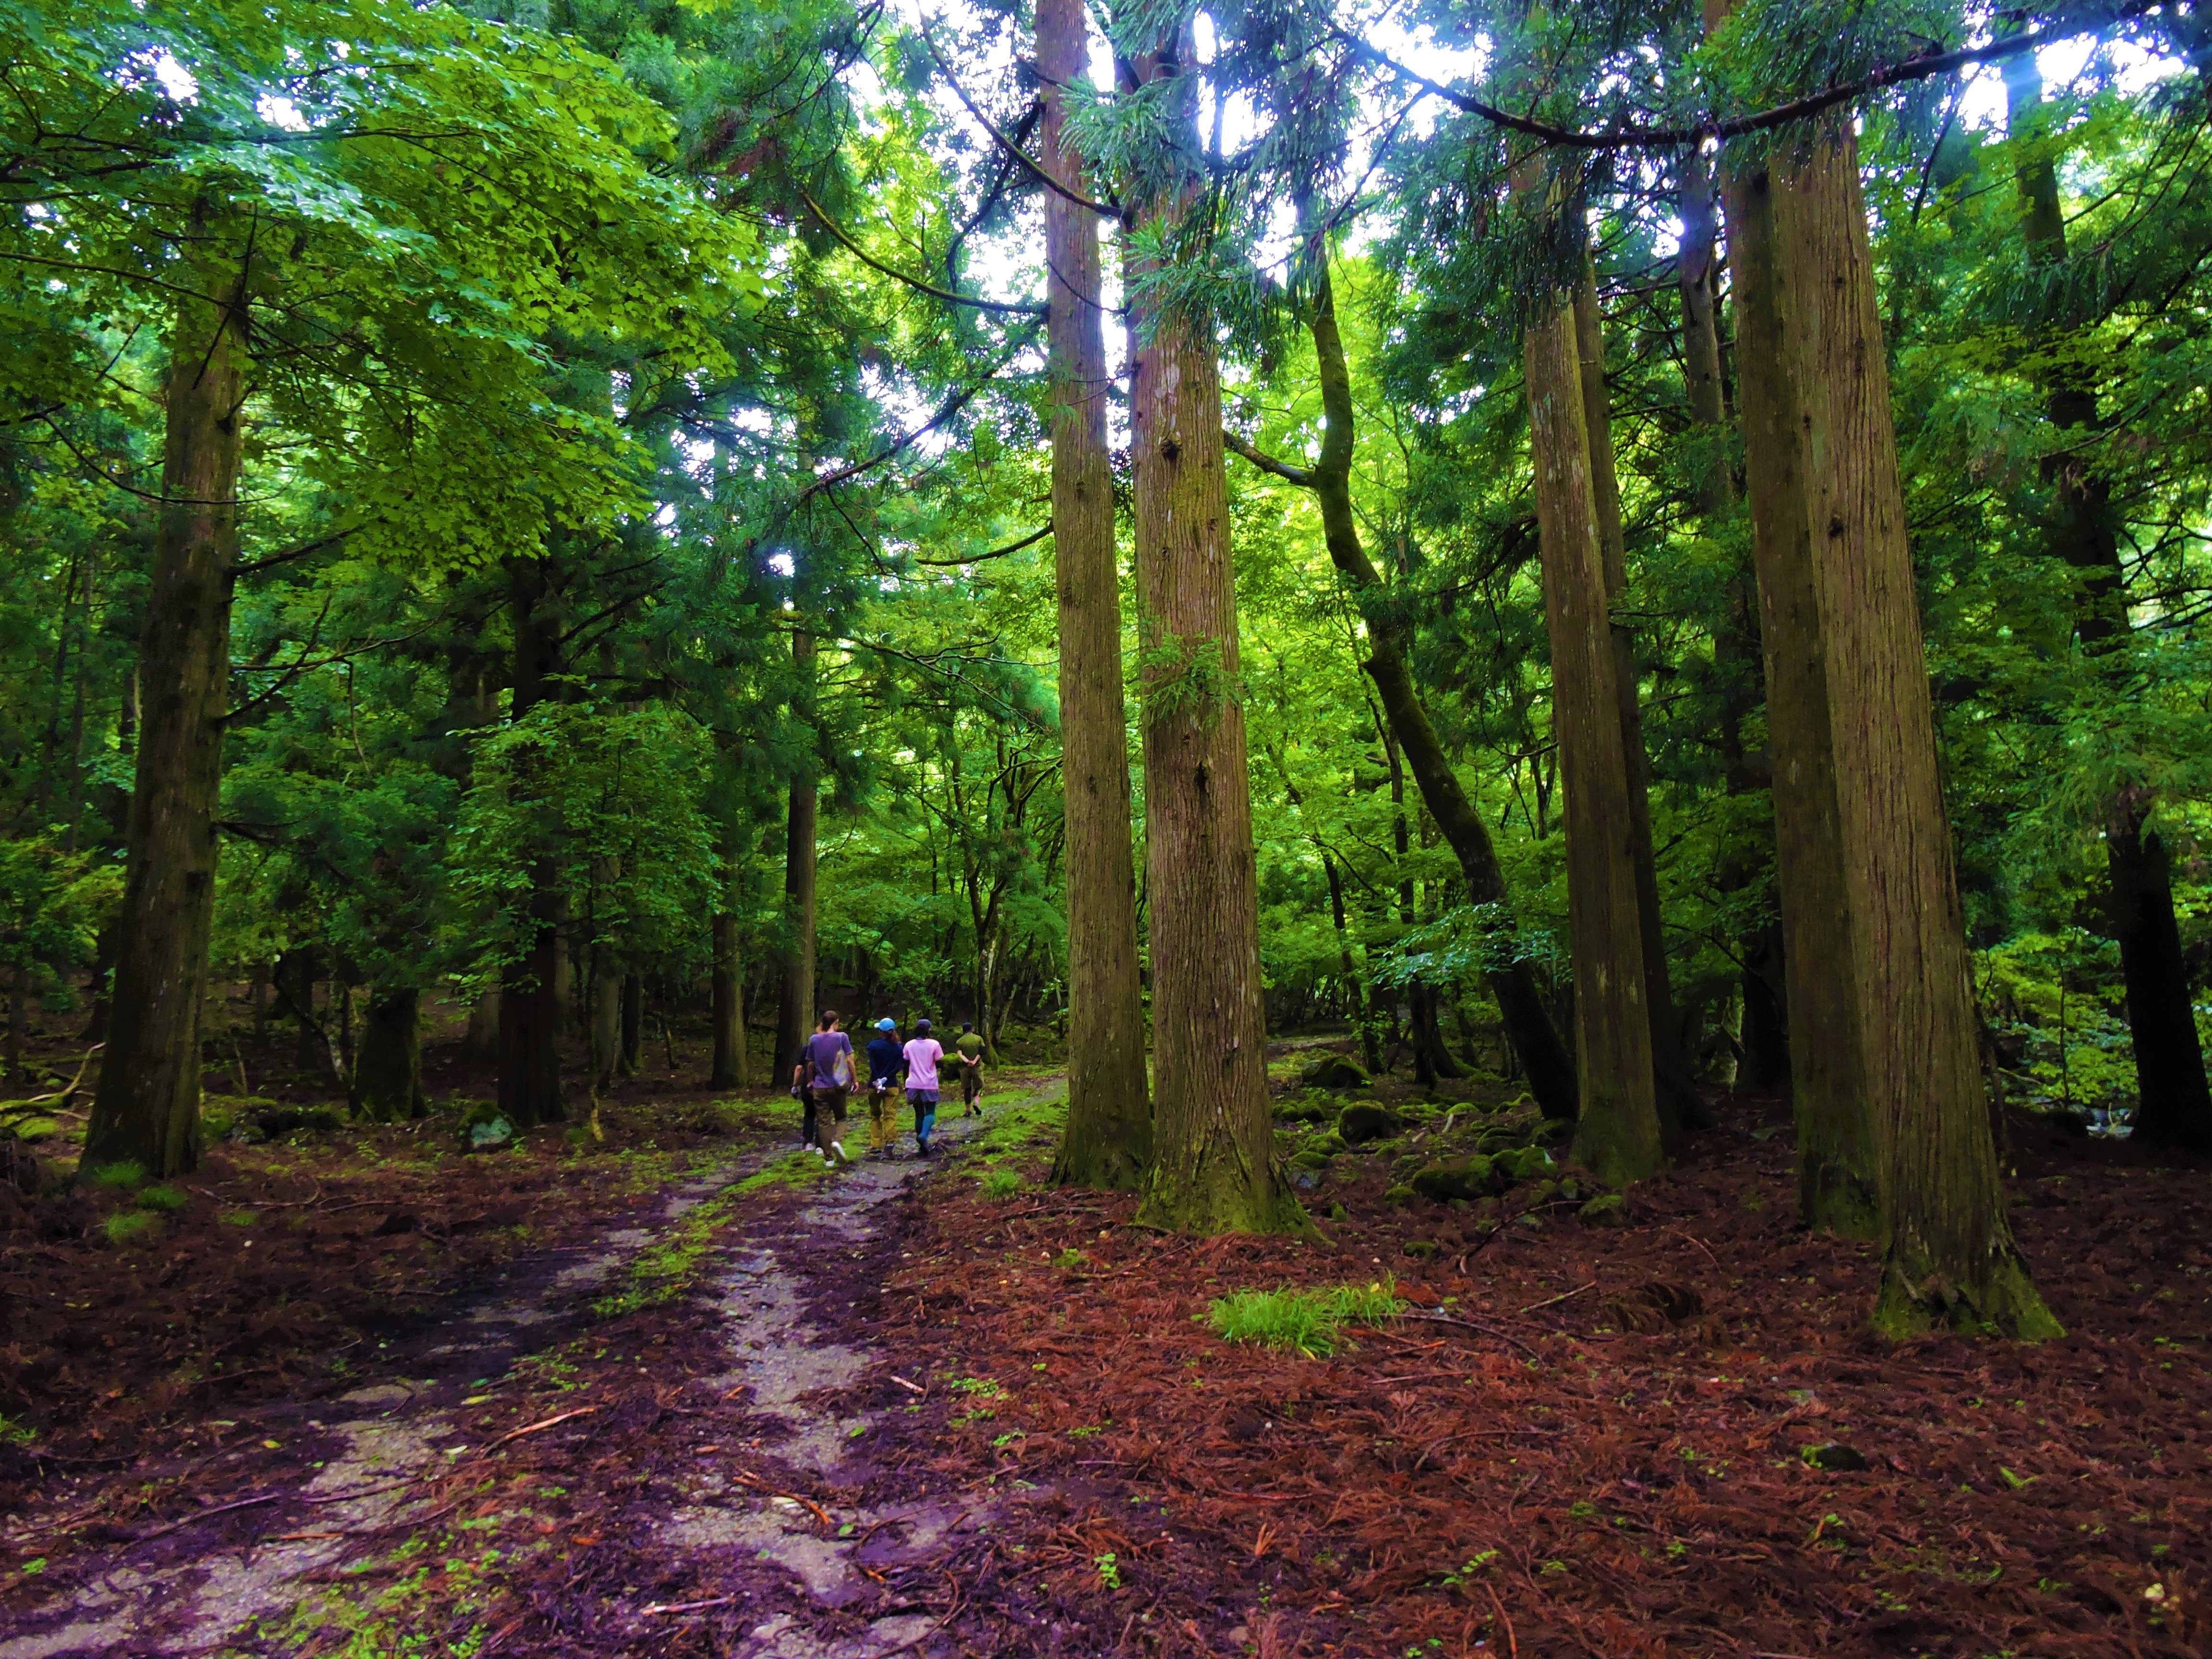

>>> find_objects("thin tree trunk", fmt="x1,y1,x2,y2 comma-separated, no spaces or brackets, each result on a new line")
1749,115,2056,1337
588,868,622,1095
1720,137,1881,1234
82,216,246,1179
1125,33,1281,1235
1573,268,1703,1139
1039,0,1154,1191
1521,253,1665,1187
497,554,566,1127
620,972,643,1077
353,990,426,1122
1228,245,1578,1120
1322,852,1384,1074
2005,55,2212,1153
775,627,819,1079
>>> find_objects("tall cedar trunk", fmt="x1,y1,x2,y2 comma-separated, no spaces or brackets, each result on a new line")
1572,268,1704,1138
1040,0,1152,1187
497,555,566,1126
1682,147,1793,1093
620,972,643,1076
2006,58,2212,1152
1761,120,2056,1337
353,990,426,1122
1719,145,1880,1233
1246,249,1578,1119
711,908,745,1088
82,220,246,1178
5,968,25,1082
775,627,819,1079
1388,731,1433,1087
1522,268,1665,1186
1126,36,1281,1234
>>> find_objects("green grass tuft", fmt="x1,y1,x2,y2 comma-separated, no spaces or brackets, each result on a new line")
980,1168,1023,1199
1205,1279,1405,1357
87,1159,145,1190
136,1184,188,1212
102,1211,161,1245
734,1152,837,1195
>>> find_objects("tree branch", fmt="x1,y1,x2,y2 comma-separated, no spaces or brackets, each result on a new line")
1224,430,1316,487
920,18,1126,222
795,182,1045,317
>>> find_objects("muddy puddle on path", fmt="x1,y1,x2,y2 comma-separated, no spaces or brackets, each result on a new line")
1,1086,1060,1659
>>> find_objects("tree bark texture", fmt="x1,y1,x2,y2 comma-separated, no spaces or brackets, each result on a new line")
775,627,820,1078
464,991,500,1064
619,972,642,1076
1572,270,1704,1140
496,555,566,1127
2005,58,2212,1153
1126,40,1282,1234
1041,0,1152,1189
353,990,427,1122
1754,121,2055,1336
83,222,246,1179
1252,252,1579,1120
1720,153,1881,1235
1521,278,1665,1186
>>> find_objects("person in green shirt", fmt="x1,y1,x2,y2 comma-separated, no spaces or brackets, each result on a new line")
955,1022,985,1115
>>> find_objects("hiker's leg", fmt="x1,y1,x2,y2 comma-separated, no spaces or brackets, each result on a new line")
821,1088,850,1162
801,1089,819,1149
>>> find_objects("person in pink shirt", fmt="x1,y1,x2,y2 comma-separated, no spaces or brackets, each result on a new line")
902,1018,945,1155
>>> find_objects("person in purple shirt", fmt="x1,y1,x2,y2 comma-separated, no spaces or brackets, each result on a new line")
790,1009,854,1166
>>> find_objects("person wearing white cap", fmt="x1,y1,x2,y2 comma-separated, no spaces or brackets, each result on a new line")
902,1018,945,1155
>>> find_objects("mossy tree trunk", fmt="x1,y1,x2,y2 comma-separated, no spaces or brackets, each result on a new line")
1572,265,1703,1140
353,990,427,1122
1041,0,1153,1190
1125,34,1282,1236
1719,141,1880,1234
82,214,247,1180
1520,247,1665,1188
1744,116,2056,1336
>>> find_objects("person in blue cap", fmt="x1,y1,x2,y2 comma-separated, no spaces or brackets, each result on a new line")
865,1018,905,1158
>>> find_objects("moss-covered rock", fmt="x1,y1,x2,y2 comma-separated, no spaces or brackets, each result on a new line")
1491,1145,1557,1182
1381,1183,1416,1208
1577,1193,1628,1227
1301,1054,1372,1090
1335,1101,1403,1145
1410,1154,1502,1203
457,1099,517,1153
1402,1238,1439,1259
1274,1090,1337,1124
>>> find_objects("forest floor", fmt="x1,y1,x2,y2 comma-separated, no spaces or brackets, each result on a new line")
0,1022,2208,1658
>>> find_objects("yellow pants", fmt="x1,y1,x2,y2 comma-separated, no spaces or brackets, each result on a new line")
868,1086,900,1153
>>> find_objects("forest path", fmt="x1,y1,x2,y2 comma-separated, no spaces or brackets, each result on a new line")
0,1078,1060,1659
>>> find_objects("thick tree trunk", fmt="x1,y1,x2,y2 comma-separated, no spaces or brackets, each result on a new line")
1126,36,1281,1234
1751,119,2055,1336
1572,268,1703,1139
588,927,622,1097
1035,16,1159,1185
1720,148,1881,1234
464,991,500,1065
353,990,426,1122
2006,58,2212,1152
1522,270,1665,1187
1234,248,1578,1119
775,629,819,1079
82,224,246,1179
1042,0,1152,1189
497,555,566,1126
710,911,746,1089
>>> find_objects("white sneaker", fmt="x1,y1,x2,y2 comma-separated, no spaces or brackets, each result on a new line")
830,1141,850,1166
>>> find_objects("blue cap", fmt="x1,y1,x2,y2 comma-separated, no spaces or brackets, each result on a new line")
916,1018,932,1031
876,1018,896,1031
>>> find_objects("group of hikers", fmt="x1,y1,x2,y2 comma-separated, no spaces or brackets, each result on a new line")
789,1009,986,1164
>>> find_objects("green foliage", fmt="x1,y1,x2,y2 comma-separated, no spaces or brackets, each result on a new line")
1204,1280,1406,1358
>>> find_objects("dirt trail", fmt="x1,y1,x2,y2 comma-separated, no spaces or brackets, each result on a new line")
1,1084,1058,1659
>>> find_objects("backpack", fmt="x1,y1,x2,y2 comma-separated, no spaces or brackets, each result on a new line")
830,1040,854,1090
